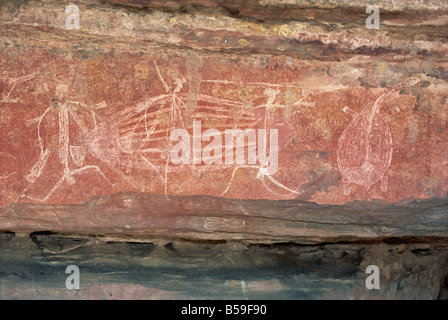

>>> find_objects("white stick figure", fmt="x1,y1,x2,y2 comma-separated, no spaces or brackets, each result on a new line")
18,84,112,203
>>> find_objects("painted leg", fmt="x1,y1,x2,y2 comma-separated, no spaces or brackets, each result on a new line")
221,166,243,196
380,175,388,192
221,165,255,196
264,173,300,195
65,168,76,185
342,177,352,195
26,149,51,183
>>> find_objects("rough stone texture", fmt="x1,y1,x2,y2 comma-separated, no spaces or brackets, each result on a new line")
0,232,447,300
1,0,448,207
1,194,448,243
0,0,447,299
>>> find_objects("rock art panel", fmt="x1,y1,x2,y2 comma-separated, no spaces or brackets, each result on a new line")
0,0,447,210
337,77,419,195
1,50,447,208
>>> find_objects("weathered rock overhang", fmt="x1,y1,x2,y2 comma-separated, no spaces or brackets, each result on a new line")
0,0,447,300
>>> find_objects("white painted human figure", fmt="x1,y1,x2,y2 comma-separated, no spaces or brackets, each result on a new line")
19,84,112,202
86,62,345,199
220,87,300,198
14,62,351,203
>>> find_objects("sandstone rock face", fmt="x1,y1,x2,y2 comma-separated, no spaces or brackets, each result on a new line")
1,0,448,207
0,232,446,300
0,0,447,299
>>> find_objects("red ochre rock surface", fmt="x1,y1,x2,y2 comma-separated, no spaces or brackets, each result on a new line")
1,44,447,206
0,0,447,240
